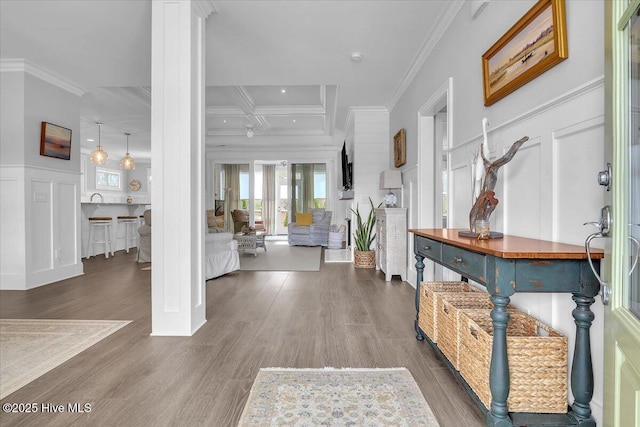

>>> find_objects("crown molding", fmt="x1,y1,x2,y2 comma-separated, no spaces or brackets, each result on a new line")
192,0,218,18
0,59,86,97
387,1,464,111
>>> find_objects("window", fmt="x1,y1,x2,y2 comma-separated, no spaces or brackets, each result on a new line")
96,168,121,190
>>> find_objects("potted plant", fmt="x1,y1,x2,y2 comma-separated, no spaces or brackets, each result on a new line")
351,197,380,268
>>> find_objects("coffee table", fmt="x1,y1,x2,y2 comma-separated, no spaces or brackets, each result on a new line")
234,232,266,256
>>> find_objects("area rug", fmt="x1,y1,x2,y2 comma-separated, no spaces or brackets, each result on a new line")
238,367,440,426
0,319,131,399
239,242,322,272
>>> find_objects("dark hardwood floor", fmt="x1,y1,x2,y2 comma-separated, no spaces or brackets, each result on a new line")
0,249,485,426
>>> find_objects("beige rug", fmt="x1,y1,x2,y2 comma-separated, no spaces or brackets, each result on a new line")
238,367,440,426
0,319,131,399
239,242,322,271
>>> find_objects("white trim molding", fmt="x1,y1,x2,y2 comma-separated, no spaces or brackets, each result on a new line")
0,59,86,97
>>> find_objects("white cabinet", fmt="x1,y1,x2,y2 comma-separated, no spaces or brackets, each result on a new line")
374,208,407,281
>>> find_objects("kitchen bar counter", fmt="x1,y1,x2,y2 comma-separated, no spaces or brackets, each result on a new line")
81,202,149,257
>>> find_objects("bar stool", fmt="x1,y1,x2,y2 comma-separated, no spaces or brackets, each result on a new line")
117,216,139,253
87,217,114,259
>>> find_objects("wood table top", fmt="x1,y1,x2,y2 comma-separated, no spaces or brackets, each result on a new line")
409,228,604,260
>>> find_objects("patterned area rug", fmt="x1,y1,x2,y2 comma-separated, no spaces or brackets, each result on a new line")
0,319,131,399
238,368,440,426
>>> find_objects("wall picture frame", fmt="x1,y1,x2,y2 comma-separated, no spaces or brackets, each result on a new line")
482,0,568,106
393,128,406,168
40,122,72,160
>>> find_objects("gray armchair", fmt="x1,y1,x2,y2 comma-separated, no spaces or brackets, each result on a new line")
288,208,332,246
137,209,151,263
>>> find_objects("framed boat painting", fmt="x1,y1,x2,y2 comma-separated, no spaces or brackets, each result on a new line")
482,0,568,106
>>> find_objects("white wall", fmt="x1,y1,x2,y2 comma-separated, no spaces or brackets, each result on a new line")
1,70,83,290
390,0,606,422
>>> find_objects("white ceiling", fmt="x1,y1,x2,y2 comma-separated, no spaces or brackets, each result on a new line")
0,0,458,158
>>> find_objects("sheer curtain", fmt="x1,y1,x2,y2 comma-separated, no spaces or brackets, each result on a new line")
262,164,276,235
291,163,317,222
224,164,241,233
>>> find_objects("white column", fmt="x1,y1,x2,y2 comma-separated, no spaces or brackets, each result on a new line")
150,0,216,336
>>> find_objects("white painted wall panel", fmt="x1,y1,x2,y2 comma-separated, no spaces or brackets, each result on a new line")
57,181,78,265
31,179,53,272
553,119,605,245
0,170,26,289
502,139,542,239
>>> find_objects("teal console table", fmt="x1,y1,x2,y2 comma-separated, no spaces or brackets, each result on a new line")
409,229,604,427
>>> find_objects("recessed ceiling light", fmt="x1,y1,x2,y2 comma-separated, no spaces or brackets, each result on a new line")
223,119,227,123
292,119,296,123
87,138,95,142
350,52,363,62
281,89,286,94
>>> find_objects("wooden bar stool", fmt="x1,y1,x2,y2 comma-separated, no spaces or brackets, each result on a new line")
117,216,139,253
87,217,114,259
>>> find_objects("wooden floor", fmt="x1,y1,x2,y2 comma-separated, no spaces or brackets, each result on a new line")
0,250,485,427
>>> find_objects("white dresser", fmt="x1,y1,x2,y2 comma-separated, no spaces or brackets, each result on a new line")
374,208,407,281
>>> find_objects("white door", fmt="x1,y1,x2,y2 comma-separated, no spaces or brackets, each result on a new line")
603,1,640,425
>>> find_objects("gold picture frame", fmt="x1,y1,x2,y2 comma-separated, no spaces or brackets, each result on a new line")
482,0,568,106
393,128,406,168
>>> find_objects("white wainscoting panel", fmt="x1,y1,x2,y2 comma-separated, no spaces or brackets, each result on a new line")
31,178,53,273
552,116,605,245
0,168,26,289
502,137,542,239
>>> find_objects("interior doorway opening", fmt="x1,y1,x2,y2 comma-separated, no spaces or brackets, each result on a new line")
254,160,289,236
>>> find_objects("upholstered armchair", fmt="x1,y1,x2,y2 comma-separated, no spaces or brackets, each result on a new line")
137,209,151,263
232,209,249,233
205,232,240,279
288,208,332,246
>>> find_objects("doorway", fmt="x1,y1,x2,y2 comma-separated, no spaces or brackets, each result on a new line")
254,161,289,236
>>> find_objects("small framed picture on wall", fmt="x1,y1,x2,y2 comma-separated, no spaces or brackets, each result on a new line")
393,128,406,168
40,122,72,160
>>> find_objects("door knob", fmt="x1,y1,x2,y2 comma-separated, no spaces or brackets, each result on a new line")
597,163,612,191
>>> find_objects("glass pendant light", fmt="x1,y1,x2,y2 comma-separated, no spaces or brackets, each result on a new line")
120,132,135,170
89,122,108,165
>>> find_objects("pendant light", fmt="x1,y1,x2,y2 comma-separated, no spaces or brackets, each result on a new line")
120,132,135,170
89,122,108,165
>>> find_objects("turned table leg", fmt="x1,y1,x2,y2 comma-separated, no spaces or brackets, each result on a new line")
568,294,596,427
487,295,512,427
414,253,425,341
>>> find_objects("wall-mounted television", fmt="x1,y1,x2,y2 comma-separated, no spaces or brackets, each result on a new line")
341,141,352,190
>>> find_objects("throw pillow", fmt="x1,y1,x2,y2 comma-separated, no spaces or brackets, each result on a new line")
296,212,313,226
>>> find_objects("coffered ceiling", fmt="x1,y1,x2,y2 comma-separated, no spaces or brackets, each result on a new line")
1,0,462,157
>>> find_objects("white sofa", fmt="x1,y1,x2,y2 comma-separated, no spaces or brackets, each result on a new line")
205,232,240,280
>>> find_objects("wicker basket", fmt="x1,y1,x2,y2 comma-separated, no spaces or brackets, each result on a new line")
436,293,493,370
458,309,568,413
417,281,480,343
354,250,376,268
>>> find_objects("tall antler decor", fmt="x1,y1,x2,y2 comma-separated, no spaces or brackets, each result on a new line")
462,118,528,237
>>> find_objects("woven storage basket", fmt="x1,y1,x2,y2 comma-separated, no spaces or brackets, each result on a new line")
436,292,494,370
418,281,480,343
458,309,568,413
353,250,376,268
